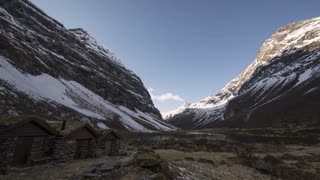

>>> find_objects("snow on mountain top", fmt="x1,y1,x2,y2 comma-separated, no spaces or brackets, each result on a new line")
165,16,320,125
162,103,190,120
257,16,320,63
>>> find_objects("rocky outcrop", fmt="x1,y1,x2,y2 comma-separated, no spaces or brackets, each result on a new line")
74,147,172,180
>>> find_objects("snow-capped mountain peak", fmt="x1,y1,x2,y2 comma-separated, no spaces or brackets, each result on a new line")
167,16,320,129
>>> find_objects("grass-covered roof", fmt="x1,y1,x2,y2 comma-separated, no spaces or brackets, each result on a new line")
47,120,99,137
0,115,57,135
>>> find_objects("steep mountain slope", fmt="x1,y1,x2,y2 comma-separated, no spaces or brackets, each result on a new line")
0,0,175,131
166,16,320,129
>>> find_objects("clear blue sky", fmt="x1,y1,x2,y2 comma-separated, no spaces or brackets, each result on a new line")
31,0,319,113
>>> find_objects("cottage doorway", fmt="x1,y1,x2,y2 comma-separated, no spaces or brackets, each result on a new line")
105,141,111,155
75,139,90,159
13,137,33,166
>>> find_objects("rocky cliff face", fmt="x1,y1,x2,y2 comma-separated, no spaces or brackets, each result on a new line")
166,16,320,129
0,0,175,131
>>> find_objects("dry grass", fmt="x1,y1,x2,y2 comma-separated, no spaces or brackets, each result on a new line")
155,149,236,162
1,155,125,180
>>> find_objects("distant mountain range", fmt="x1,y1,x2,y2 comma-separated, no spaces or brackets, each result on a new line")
0,0,175,132
165,16,320,129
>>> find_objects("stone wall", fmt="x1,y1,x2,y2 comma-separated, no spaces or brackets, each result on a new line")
53,138,97,160
0,137,17,174
29,136,54,165
52,138,76,162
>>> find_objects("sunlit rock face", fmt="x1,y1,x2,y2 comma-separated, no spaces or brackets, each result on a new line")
166,17,320,129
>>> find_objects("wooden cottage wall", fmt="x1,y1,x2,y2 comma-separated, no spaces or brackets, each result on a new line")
0,122,55,170
65,127,96,140
89,139,96,157
111,140,119,154
97,133,120,155
67,127,97,159
53,126,98,161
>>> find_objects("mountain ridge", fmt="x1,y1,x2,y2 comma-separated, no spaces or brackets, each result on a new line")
166,16,320,129
0,0,175,132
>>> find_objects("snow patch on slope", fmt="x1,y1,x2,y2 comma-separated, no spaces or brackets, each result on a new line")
162,103,190,120
0,56,173,132
97,122,108,129
119,106,175,131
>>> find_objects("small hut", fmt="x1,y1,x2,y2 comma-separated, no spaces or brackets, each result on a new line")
49,121,99,161
97,129,121,155
0,116,56,170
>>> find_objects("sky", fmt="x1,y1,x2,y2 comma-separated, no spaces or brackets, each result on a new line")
31,0,319,113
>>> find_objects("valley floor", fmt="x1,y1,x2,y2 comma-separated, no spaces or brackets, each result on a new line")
157,144,320,180
1,127,320,180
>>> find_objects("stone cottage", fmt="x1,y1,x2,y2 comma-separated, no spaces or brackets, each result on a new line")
49,121,99,161
97,129,121,155
0,116,56,173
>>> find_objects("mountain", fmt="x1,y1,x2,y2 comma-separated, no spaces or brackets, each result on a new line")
0,0,175,132
166,16,320,129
